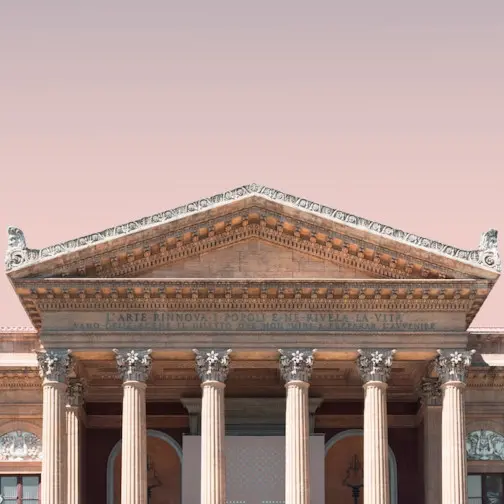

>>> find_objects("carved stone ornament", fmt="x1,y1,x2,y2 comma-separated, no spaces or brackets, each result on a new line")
5,184,501,273
0,430,42,461
36,349,72,383
435,349,476,384
419,377,442,406
67,378,85,407
357,349,396,383
467,430,504,461
113,349,152,382
193,349,232,383
278,349,316,383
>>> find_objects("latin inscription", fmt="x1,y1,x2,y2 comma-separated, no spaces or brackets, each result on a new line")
40,311,455,333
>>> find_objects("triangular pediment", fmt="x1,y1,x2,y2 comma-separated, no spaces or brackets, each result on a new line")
135,239,381,280
5,184,501,281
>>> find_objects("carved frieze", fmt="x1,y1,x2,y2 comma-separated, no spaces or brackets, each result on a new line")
0,430,42,461
278,349,316,383
113,349,152,382
357,349,396,383
5,184,501,274
435,349,476,384
467,430,504,460
193,349,232,383
36,349,72,383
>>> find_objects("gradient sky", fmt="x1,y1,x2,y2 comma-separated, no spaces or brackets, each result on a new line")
1,2,503,327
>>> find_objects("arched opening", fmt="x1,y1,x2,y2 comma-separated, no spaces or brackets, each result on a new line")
325,429,398,504
107,430,183,504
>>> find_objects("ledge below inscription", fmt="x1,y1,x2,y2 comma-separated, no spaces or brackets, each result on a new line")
42,311,465,333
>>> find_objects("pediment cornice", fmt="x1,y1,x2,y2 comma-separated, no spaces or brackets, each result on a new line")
5,184,501,279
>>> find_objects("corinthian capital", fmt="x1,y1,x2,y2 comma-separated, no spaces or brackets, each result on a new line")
419,377,442,406
113,349,152,382
67,378,86,408
278,349,316,383
193,349,232,383
357,349,396,383
36,349,72,383
435,349,475,384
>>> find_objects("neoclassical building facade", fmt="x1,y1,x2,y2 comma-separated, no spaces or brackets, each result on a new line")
0,184,503,504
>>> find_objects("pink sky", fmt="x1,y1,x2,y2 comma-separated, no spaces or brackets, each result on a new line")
1,2,503,328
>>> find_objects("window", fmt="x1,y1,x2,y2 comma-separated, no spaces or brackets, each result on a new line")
0,475,40,503
469,474,504,504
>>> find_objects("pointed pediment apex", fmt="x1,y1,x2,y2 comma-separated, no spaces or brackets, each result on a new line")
4,184,501,279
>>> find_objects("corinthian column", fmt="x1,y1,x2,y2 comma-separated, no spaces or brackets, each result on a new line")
357,349,395,504
114,349,152,504
66,379,85,504
193,349,232,504
419,377,442,504
37,349,72,504
278,349,316,504
435,349,475,504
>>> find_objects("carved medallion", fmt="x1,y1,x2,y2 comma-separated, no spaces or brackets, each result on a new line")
0,431,42,461
467,430,504,460
435,349,475,384
36,349,72,383
193,349,232,383
357,349,396,383
113,349,152,382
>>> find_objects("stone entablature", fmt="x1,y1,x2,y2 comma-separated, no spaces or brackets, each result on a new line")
5,184,501,275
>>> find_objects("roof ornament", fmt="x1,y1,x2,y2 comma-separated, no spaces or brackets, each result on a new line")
477,229,501,272
5,227,32,271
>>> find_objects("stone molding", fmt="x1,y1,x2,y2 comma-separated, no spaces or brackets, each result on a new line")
6,184,501,273
419,377,442,406
435,349,476,384
113,348,152,382
357,348,396,383
193,348,232,383
36,349,72,383
278,349,316,383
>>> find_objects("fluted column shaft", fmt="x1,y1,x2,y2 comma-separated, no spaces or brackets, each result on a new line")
121,381,148,504
66,379,85,504
357,349,395,504
114,349,152,504
279,349,316,504
37,350,72,504
285,380,310,504
441,382,467,504
201,381,226,504
420,378,442,504
194,349,232,504
363,381,389,504
435,349,474,504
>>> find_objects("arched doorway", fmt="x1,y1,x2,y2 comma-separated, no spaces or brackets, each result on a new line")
325,429,397,504
107,429,183,504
